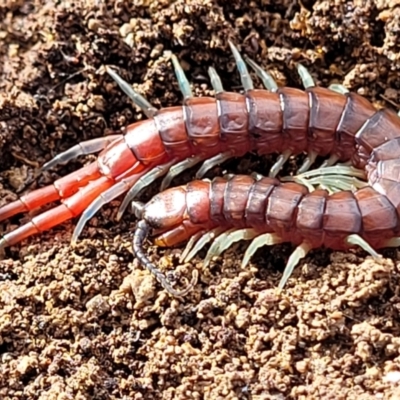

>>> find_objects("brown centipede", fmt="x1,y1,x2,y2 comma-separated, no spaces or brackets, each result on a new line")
1,42,400,295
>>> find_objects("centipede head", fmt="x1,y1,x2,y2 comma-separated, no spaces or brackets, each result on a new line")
132,186,187,231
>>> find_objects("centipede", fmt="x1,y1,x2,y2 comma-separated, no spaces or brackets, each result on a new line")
132,170,390,296
1,41,400,295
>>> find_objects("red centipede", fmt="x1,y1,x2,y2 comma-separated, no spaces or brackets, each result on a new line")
1,42,400,295
132,172,392,296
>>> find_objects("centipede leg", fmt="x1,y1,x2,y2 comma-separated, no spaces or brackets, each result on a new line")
278,241,313,289
203,228,259,268
244,56,278,91
154,222,205,248
345,234,382,259
168,52,193,100
116,159,177,220
181,227,227,263
179,231,205,262
41,135,123,171
71,173,147,244
221,173,235,180
160,155,205,191
241,233,284,268
0,162,101,222
106,67,157,118
269,149,292,178
195,151,235,179
320,154,340,168
228,41,254,91
250,172,265,181
297,150,318,174
0,175,113,249
296,63,316,89
208,67,224,94
328,83,350,94
290,165,368,193
214,228,259,259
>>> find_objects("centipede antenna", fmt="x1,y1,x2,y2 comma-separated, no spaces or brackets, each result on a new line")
71,178,136,245
160,155,204,191
228,41,254,91
278,241,312,289
244,56,279,92
328,83,350,94
208,67,224,94
106,67,157,118
241,233,284,268
269,149,292,178
182,227,226,263
297,150,318,174
196,150,235,179
345,234,382,259
203,227,237,267
117,159,176,221
320,154,340,168
296,63,315,89
133,220,198,296
41,135,122,172
167,52,193,100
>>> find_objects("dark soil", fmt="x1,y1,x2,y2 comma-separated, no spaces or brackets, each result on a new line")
1,0,400,399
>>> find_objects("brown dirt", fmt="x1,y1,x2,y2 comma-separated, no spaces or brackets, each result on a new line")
1,0,400,399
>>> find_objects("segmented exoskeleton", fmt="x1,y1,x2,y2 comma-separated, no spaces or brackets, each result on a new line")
132,169,391,296
1,42,400,295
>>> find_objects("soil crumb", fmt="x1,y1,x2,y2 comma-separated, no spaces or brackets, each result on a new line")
1,0,400,399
